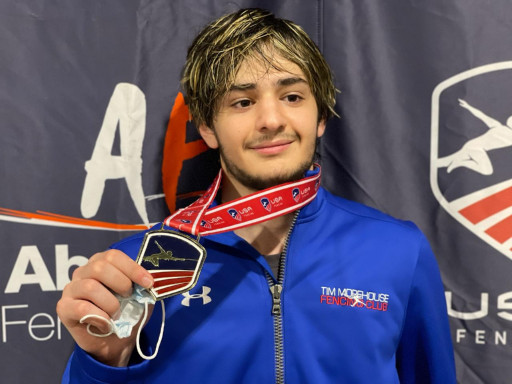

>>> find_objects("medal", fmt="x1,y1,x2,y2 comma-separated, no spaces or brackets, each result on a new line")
136,230,206,300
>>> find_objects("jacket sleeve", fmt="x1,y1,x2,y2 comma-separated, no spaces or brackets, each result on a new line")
61,346,150,384
396,235,456,383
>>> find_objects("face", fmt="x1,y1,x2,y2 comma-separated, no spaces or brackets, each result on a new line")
199,55,326,192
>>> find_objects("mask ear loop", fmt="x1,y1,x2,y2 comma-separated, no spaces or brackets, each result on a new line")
80,315,114,337
79,299,166,361
136,300,165,360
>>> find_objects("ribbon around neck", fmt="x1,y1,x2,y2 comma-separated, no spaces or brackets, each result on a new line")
164,164,321,236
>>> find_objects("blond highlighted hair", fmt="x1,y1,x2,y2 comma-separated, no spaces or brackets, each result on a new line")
181,8,337,127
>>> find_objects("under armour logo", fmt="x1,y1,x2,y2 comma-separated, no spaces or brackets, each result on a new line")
181,286,212,307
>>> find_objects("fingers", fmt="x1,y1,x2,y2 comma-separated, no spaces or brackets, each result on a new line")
58,248,154,328
66,277,121,316
76,249,154,296
57,294,113,335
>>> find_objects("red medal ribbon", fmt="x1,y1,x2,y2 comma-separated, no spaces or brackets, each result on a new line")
164,164,321,236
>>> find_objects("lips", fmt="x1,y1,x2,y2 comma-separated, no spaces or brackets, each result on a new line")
249,140,293,155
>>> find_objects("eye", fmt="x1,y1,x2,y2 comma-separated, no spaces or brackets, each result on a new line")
284,94,303,103
232,99,253,108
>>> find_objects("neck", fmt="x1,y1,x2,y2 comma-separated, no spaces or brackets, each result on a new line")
235,212,295,255
235,213,293,255
219,171,256,204
220,170,295,255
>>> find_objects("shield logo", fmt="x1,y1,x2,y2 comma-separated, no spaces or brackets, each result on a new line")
260,197,271,212
430,61,512,259
228,208,241,221
200,219,212,229
136,230,206,300
292,188,300,202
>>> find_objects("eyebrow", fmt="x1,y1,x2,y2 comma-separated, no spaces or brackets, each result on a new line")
277,76,308,87
228,76,308,92
229,83,256,92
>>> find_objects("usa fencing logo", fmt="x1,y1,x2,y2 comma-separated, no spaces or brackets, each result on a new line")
431,61,512,259
200,220,212,229
228,208,241,221
292,188,300,202
260,197,271,212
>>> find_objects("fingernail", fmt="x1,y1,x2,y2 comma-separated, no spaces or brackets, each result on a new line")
141,275,153,289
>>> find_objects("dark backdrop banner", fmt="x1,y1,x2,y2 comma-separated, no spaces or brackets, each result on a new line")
1,1,511,382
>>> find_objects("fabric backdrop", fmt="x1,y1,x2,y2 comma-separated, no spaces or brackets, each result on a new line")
1,1,511,382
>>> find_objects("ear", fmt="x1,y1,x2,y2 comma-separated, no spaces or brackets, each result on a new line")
317,119,326,138
198,124,219,149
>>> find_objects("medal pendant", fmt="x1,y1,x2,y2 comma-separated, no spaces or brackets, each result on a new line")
136,230,206,300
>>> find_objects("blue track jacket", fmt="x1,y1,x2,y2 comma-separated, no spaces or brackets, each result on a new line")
62,187,456,383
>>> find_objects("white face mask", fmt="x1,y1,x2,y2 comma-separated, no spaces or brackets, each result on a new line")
80,284,165,360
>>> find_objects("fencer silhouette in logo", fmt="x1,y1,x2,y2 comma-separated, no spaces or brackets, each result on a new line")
143,240,197,267
430,61,512,259
261,197,271,212
200,219,212,229
228,208,241,221
437,99,512,175
292,188,300,202
181,286,212,307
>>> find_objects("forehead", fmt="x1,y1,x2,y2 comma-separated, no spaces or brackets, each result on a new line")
233,54,307,85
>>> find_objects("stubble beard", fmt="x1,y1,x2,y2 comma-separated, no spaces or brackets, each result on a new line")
218,143,317,191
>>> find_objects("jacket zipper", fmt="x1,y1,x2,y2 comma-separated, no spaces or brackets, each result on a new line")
266,211,299,384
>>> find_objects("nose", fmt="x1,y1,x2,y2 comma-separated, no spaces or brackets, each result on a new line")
255,97,286,132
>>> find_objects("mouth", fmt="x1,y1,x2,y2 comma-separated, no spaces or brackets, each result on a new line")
248,140,294,155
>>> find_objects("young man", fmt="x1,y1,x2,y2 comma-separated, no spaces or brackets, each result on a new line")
57,8,456,383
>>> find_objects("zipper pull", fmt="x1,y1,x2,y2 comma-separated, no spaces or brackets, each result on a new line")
270,284,283,316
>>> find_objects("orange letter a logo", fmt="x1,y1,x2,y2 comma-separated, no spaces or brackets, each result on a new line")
162,92,209,213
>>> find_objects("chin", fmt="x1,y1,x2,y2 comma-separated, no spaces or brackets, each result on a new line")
229,164,311,191
219,145,316,191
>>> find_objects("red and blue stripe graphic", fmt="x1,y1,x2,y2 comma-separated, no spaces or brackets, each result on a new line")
458,185,512,249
